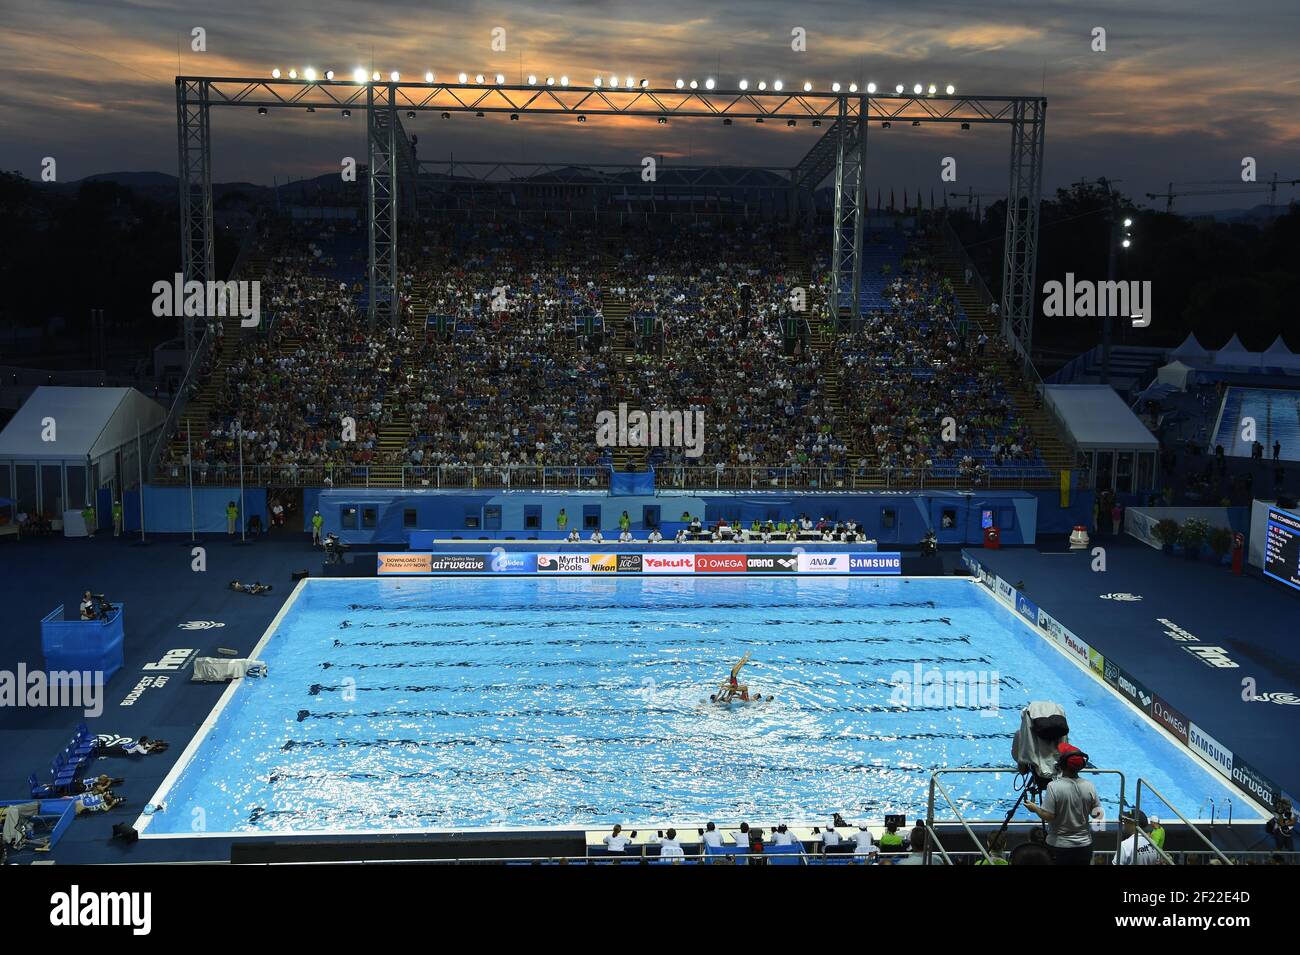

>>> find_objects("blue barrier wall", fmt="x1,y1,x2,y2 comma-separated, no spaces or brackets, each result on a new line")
137,485,268,534
310,489,1050,546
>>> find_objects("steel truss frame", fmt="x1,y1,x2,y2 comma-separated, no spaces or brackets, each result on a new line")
176,77,1045,353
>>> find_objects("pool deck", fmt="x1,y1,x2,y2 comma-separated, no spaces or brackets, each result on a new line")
0,534,1289,863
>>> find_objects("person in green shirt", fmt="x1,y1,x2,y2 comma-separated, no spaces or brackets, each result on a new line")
557,508,568,531
226,501,238,535
619,511,631,533
311,510,323,546
878,821,905,854
81,504,96,539
112,499,123,537
1149,817,1166,850
975,830,1010,865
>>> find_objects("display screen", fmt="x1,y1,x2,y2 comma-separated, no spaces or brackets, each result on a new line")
1263,507,1300,593
982,509,994,530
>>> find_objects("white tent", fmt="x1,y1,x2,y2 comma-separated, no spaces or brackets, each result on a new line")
1261,335,1300,369
1213,334,1252,366
1155,360,1196,390
1170,332,1211,362
1043,385,1159,493
0,387,165,516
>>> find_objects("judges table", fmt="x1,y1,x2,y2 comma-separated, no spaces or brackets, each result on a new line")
40,602,125,683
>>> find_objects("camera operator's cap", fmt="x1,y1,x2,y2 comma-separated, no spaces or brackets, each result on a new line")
1057,742,1087,770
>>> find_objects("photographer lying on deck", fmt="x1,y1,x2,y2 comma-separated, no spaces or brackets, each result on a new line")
97,736,169,757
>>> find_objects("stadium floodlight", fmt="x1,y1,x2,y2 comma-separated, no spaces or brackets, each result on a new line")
475,73,485,83
723,117,732,126
639,78,649,88
831,82,841,92
325,70,334,80
913,83,923,94
787,119,796,126
946,84,955,95
928,83,937,95
608,76,618,87
626,75,635,88
496,73,506,84
1124,217,1133,228
353,67,367,83
657,116,667,124
739,79,749,90
371,71,381,81
546,75,555,85
304,68,317,81
594,76,603,86
271,68,281,79
527,74,537,85
341,109,351,117
675,78,684,89
577,114,586,122
802,81,812,92
560,75,569,86
895,84,905,93
424,71,434,83
706,78,716,90
866,82,877,93
757,80,767,90
476,111,485,117
510,113,519,121
812,119,821,127
390,71,400,82
257,107,267,115
441,111,450,119
288,69,297,79
849,82,858,93
406,110,415,118
1122,238,1132,248
773,80,783,91
689,79,698,89
458,72,468,83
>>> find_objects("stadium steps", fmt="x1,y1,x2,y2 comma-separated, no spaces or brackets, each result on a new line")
931,247,1077,476
602,293,647,471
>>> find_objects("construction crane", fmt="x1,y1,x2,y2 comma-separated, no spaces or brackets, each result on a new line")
1146,173,1299,214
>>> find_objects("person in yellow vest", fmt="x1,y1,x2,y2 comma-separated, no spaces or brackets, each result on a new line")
557,508,568,532
112,499,123,537
975,830,1010,865
226,501,238,535
81,504,96,539
311,510,323,546
619,511,631,533
1148,816,1166,851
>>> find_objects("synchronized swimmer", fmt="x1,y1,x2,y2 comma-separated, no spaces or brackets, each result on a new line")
709,652,773,705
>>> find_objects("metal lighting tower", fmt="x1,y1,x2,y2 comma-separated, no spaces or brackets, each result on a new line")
175,76,1046,360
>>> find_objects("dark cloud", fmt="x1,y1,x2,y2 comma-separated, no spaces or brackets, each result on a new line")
2,0,1296,211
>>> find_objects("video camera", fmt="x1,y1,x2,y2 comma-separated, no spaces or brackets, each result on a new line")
323,533,348,564
1011,701,1071,790
89,593,114,617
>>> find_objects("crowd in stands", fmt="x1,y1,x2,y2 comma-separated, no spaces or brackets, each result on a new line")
158,217,1047,486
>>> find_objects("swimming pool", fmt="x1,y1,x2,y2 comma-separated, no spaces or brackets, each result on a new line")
141,575,1248,836
1212,386,1300,462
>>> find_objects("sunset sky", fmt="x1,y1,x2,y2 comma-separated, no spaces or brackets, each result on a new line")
4,0,1298,211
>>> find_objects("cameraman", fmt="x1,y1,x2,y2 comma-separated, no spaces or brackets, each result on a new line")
79,591,97,620
1023,742,1103,865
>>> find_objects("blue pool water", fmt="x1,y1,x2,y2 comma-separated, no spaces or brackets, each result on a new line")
1212,386,1300,462
144,576,1244,835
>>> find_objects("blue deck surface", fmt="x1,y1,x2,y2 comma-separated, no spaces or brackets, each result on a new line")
967,538,1300,807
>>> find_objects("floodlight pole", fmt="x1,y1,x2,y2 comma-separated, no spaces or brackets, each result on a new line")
1000,97,1046,374
176,79,214,371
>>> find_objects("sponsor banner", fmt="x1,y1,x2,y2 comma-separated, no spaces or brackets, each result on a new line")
642,554,696,574
378,553,433,574
1037,609,1065,645
1059,627,1091,668
537,554,589,573
589,554,618,573
1088,648,1106,678
962,552,979,576
746,554,797,573
616,554,643,573
1114,666,1153,713
1014,591,1038,624
489,552,537,573
979,567,996,590
1188,721,1234,780
849,552,902,574
1230,754,1281,809
697,554,747,573
1150,692,1189,745
994,576,1015,606
1102,656,1120,688
797,553,849,573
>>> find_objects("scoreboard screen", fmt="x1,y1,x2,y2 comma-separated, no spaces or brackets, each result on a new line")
1264,507,1300,593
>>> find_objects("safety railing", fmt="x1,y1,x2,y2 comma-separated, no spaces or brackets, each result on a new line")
151,462,612,490
1135,778,1232,865
656,464,1066,492
146,327,213,481
927,767,1129,865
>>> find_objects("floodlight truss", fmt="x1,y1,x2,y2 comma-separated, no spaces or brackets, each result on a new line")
176,77,1045,352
